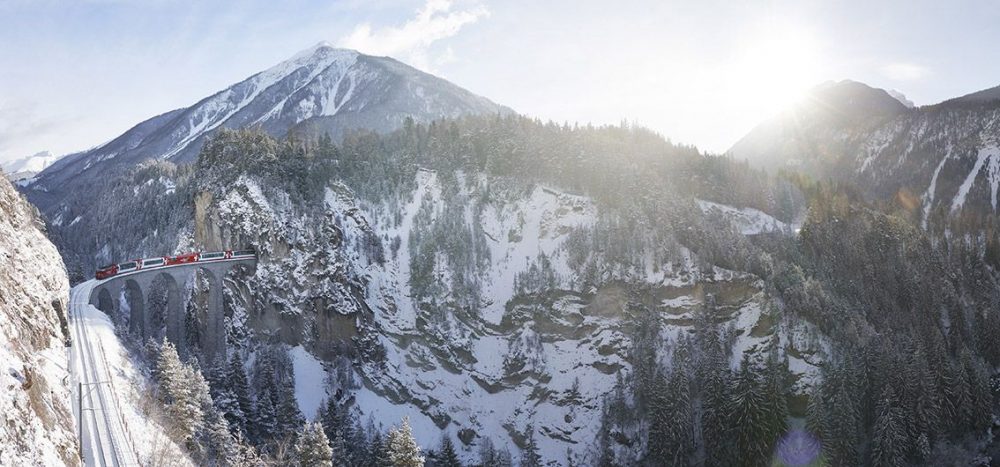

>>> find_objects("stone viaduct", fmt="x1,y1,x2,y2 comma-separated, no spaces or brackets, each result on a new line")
88,257,256,360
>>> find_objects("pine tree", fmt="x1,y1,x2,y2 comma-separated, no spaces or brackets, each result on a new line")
762,342,789,445
369,430,392,467
296,422,333,467
155,338,186,402
872,386,906,467
728,354,773,467
155,339,204,445
225,351,253,435
254,389,278,444
277,378,305,439
202,405,238,464
330,429,349,467
386,417,424,467
519,425,542,467
701,346,733,465
437,435,461,467
320,397,347,450
808,364,861,466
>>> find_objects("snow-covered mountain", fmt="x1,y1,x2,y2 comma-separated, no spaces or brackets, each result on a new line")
24,42,508,214
730,79,1000,230
54,118,831,464
887,89,916,108
2,150,61,182
0,174,76,464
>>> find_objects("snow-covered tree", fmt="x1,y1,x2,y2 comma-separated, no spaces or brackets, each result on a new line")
437,434,461,467
386,417,424,467
295,422,333,467
224,351,253,435
277,379,305,439
872,386,906,467
155,339,204,445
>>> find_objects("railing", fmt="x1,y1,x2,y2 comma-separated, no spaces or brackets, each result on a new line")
99,339,141,465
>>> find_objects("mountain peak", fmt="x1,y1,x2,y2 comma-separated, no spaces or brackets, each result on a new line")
795,79,909,120
887,89,915,108
26,43,508,212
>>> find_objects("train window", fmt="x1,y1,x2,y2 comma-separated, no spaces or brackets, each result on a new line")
119,262,136,270
201,252,223,259
144,258,164,266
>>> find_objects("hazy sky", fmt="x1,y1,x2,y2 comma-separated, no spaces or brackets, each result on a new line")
2,0,999,162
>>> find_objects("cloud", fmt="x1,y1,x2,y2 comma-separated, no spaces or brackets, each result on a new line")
880,62,929,81
0,100,75,161
337,0,488,71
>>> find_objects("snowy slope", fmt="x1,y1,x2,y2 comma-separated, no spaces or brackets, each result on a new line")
730,79,1000,229
697,199,798,235
197,170,825,465
70,281,191,466
0,174,77,465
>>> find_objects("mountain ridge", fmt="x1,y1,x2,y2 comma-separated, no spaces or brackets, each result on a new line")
25,43,510,216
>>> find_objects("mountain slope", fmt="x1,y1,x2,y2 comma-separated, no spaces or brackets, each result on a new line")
729,80,1000,230
0,174,76,465
64,120,824,464
25,42,508,215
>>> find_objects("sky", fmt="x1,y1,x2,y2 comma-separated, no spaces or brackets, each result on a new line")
2,0,999,163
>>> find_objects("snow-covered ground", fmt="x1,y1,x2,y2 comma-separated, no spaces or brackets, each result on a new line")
697,199,799,235
70,280,190,466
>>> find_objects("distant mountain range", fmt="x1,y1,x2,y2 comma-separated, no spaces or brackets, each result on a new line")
24,42,509,214
730,79,1000,229
2,151,61,182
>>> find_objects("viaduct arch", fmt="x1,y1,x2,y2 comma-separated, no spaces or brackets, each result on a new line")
89,258,255,360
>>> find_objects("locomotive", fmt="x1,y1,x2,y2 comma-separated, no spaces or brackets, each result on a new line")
94,249,256,280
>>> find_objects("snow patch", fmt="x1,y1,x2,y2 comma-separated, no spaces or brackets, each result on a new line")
290,345,328,420
696,199,795,235
950,145,1000,213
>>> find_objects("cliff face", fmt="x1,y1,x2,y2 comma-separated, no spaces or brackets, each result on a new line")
0,175,76,465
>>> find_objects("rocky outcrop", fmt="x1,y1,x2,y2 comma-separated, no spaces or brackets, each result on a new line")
0,175,76,464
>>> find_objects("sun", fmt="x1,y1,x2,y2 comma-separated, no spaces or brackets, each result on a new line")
728,22,823,116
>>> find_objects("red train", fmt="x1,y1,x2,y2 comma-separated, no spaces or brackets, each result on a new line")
95,249,256,280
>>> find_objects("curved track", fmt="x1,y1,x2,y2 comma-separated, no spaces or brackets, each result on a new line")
70,280,138,466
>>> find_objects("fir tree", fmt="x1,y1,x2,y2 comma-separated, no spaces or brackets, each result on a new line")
225,351,253,435
254,390,278,444
872,386,906,467
277,378,305,439
296,422,334,467
369,430,392,467
155,339,204,445
728,354,775,467
437,435,461,467
386,417,424,467
330,429,349,467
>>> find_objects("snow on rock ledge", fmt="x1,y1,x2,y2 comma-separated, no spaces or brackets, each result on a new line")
0,175,77,465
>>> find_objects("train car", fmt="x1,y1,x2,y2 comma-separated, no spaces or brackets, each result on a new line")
167,252,199,266
139,256,168,270
117,260,139,274
198,251,227,261
95,264,118,280
232,249,256,258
